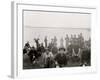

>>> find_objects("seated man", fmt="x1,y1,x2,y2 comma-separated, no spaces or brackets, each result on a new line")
81,48,91,66
72,44,81,63
55,48,68,67
43,48,55,68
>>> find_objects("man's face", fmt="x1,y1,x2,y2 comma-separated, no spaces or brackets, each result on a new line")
59,49,64,54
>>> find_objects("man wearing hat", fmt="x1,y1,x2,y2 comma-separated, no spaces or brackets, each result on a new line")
55,47,68,67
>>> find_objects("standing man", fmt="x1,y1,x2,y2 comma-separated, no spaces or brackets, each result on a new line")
65,34,69,50
34,38,40,49
60,38,64,48
44,36,48,48
54,36,57,47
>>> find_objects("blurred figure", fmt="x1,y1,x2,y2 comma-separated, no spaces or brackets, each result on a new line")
23,41,31,55
23,46,28,55
55,48,68,67
54,36,57,47
51,46,58,56
60,38,64,48
27,46,35,64
73,34,77,44
72,46,81,63
43,48,55,68
40,43,45,53
25,41,31,48
78,33,84,49
81,49,91,66
67,42,73,57
37,43,44,58
44,36,48,48
34,38,40,49
81,37,91,66
70,34,74,45
65,34,69,50
72,34,81,63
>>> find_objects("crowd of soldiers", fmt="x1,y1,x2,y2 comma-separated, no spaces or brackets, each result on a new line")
23,33,91,69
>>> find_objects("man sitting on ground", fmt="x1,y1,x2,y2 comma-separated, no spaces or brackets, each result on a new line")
55,48,68,67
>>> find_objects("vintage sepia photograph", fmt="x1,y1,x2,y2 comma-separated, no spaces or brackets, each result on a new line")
23,10,91,69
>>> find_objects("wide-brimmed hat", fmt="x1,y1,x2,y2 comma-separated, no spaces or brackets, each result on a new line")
59,47,65,51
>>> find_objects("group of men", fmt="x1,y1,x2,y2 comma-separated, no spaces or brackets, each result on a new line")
23,33,91,69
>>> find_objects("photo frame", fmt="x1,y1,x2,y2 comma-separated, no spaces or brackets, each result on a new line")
11,1,97,78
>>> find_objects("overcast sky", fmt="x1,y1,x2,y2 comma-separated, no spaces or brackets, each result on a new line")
23,10,91,47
